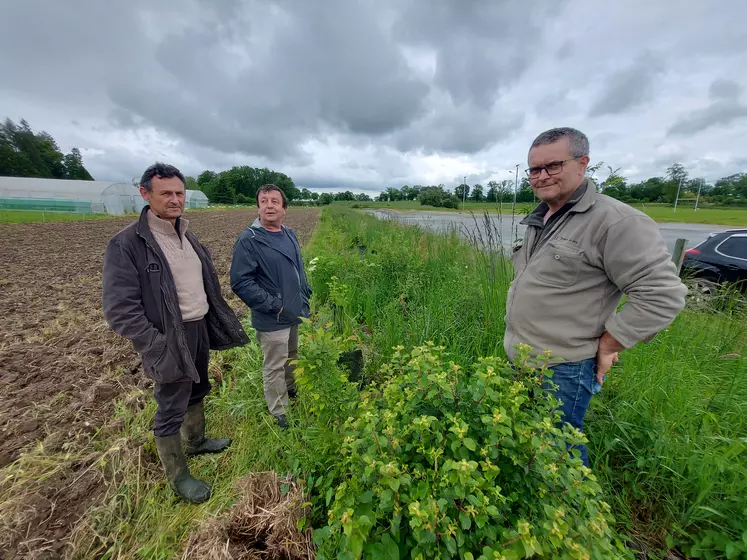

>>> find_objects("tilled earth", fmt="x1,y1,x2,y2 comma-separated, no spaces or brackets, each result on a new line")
0,208,320,559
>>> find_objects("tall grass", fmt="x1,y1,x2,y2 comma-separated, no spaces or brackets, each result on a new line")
308,207,747,557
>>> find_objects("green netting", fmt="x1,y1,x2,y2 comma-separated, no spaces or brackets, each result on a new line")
0,197,94,213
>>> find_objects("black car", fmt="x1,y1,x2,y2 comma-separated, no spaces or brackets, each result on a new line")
680,228,747,306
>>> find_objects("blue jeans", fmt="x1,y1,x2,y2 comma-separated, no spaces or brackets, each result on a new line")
544,358,600,467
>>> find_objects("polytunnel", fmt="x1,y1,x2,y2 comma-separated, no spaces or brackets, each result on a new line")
185,189,209,209
0,176,142,215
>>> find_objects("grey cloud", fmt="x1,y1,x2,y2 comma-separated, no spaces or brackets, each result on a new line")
589,55,663,117
668,101,747,136
394,1,563,108
709,79,742,100
393,96,524,154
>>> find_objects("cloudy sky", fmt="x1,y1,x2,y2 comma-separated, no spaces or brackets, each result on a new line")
1,0,746,194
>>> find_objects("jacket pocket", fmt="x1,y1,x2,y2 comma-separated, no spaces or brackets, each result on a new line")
534,241,584,287
279,290,302,322
142,333,186,384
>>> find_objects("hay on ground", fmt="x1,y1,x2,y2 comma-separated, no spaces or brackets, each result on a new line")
181,472,314,559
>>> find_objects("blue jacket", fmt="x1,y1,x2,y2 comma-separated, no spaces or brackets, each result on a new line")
230,218,311,332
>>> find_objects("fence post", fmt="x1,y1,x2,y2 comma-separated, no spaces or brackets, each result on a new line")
672,238,687,273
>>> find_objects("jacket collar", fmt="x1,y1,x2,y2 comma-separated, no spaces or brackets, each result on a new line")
250,217,286,233
521,178,597,226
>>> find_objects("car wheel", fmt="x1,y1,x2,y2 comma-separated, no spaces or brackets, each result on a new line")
684,277,718,311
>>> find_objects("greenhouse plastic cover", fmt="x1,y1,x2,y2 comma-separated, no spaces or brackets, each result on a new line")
0,176,143,215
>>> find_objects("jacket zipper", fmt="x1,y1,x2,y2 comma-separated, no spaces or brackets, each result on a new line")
505,213,572,320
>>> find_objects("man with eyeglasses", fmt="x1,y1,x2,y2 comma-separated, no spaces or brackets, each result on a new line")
504,127,687,467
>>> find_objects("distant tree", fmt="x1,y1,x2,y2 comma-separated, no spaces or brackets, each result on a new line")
454,183,470,201
319,193,334,205
486,181,498,202
197,170,218,188
209,176,236,204
185,176,198,190
300,188,312,200
355,192,372,202
516,177,534,203
64,148,94,180
334,190,356,201
310,191,320,201
470,184,484,202
0,118,93,179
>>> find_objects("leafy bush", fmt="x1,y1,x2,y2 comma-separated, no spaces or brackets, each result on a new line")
313,344,629,559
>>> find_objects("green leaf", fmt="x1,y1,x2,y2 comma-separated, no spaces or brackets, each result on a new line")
380,533,399,560
459,510,472,530
463,438,476,451
359,491,374,504
326,486,334,506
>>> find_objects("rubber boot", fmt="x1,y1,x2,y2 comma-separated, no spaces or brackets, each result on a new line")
154,434,211,504
181,401,232,456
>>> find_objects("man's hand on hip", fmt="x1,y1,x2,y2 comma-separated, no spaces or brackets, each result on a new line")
596,331,624,384
276,307,284,322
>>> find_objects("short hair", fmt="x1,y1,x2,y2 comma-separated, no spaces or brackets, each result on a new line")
530,127,590,158
140,162,186,192
256,184,288,208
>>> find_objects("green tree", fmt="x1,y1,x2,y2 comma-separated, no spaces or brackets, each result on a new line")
0,118,93,180
197,170,218,188
319,193,334,205
486,181,498,202
185,176,198,190
64,148,94,180
470,184,484,202
664,162,688,203
208,176,236,204
454,183,470,201
354,192,372,202
300,188,312,200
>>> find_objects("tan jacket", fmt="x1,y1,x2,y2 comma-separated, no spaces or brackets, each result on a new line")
504,179,687,364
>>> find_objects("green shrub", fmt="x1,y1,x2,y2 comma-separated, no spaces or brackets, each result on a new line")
313,344,629,559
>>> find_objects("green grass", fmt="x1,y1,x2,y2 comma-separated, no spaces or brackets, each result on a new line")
632,204,747,226
336,200,747,226
0,209,118,223
67,206,747,558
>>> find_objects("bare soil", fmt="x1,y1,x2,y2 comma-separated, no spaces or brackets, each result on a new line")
0,208,320,559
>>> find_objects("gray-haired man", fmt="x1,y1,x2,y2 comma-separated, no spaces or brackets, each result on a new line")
504,128,687,466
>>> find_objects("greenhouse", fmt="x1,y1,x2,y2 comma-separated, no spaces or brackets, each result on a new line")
0,176,143,215
185,189,209,209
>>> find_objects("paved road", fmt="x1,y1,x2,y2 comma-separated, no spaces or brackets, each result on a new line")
369,210,734,254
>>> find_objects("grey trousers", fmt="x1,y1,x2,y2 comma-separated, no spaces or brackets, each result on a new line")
256,325,298,417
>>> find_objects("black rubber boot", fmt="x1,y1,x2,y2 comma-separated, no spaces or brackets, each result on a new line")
181,401,232,455
154,434,211,504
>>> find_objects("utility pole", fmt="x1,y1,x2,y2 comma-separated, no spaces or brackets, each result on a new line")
673,176,684,212
512,164,519,214
694,179,703,211
462,175,467,210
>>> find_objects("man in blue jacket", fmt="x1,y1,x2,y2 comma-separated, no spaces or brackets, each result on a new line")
230,184,312,428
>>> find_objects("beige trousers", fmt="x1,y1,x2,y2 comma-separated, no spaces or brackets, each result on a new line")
256,325,298,417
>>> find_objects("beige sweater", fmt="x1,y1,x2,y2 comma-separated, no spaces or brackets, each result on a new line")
147,210,209,322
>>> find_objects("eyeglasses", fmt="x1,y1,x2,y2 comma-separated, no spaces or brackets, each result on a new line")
526,157,580,179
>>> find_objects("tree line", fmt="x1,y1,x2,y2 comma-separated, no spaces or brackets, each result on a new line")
0,118,94,180
375,162,747,209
